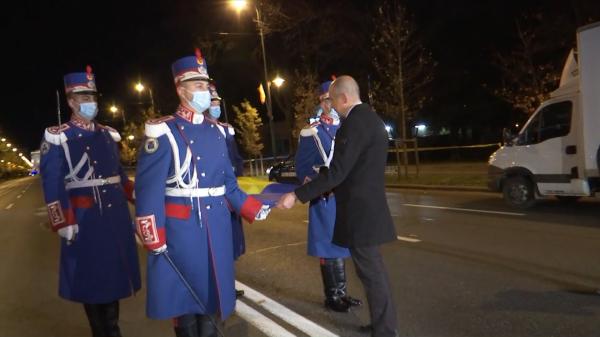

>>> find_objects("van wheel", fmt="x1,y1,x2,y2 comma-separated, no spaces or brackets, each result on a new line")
503,176,536,209
556,196,581,203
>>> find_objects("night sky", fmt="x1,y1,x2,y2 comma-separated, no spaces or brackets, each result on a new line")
2,0,599,155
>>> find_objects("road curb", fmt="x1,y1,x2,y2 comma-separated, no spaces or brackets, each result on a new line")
386,184,490,193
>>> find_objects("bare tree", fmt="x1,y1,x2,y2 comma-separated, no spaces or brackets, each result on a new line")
371,0,435,140
491,14,568,117
233,99,264,158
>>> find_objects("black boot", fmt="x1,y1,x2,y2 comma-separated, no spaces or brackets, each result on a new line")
332,258,363,307
103,301,122,337
320,258,351,312
235,289,245,298
197,314,220,337
83,304,106,337
174,314,200,337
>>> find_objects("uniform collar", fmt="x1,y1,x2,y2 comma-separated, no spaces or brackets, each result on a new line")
70,114,95,131
176,105,204,124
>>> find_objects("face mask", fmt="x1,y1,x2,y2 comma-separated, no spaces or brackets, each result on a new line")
187,90,211,113
209,105,222,119
79,102,98,120
329,108,340,123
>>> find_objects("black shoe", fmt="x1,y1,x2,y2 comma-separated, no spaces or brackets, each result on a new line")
342,295,363,307
324,296,351,312
236,289,245,298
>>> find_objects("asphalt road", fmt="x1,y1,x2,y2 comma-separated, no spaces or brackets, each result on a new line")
2,176,600,337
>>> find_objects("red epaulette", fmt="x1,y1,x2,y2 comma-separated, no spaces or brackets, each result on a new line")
147,115,175,125
47,123,70,134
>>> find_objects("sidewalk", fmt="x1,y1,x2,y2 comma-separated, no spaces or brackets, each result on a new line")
384,161,490,192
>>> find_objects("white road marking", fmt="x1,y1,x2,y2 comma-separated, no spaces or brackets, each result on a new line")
235,301,297,337
403,203,525,216
5,203,14,210
248,241,307,255
236,280,339,337
397,235,421,243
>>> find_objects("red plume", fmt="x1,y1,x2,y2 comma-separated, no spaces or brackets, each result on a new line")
195,48,203,61
86,65,93,75
331,74,337,81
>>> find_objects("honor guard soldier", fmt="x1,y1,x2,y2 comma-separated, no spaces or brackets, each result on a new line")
39,66,141,337
207,84,246,298
134,49,270,337
295,80,362,312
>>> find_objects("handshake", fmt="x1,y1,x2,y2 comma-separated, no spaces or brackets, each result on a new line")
276,192,298,210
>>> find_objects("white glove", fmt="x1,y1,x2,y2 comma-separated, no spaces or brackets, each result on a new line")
58,224,79,243
254,205,271,221
151,244,167,255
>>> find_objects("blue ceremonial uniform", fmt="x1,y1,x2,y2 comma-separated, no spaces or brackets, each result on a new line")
40,67,141,336
135,108,263,320
293,80,361,313
135,53,265,324
295,118,350,259
40,115,141,304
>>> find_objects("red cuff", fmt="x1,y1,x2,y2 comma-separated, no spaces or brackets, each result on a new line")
47,201,76,231
136,214,166,250
240,196,262,224
123,180,135,203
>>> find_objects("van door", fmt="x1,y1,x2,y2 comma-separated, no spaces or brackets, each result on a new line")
515,99,589,196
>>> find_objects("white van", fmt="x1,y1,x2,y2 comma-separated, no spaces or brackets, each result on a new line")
488,22,600,208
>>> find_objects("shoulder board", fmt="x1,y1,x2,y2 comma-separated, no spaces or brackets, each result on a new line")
44,124,70,145
217,121,235,136
145,116,175,138
98,124,121,142
215,124,226,137
300,125,318,137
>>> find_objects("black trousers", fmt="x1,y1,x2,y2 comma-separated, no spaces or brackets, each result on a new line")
350,245,398,337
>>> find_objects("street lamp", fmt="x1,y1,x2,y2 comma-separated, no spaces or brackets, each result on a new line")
12,148,17,152
229,0,278,157
1,138,5,142
6,143,11,148
135,82,145,93
272,76,285,88
110,104,126,124
134,81,157,114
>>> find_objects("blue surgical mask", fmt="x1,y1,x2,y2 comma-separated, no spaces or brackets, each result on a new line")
187,90,211,113
209,105,222,119
79,102,98,120
329,108,340,123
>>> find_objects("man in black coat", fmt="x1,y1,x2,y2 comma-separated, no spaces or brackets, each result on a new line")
278,75,399,337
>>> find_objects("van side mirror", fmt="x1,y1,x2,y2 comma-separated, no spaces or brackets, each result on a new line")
502,128,514,146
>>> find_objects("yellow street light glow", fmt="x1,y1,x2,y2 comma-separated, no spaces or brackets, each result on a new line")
230,0,248,13
272,76,285,88
127,135,135,141
18,153,22,156
110,105,118,113
1,138,5,142
6,143,11,147
0,160,4,163
12,148,17,152
135,82,145,93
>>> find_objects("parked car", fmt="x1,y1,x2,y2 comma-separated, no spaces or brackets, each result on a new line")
267,156,300,184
